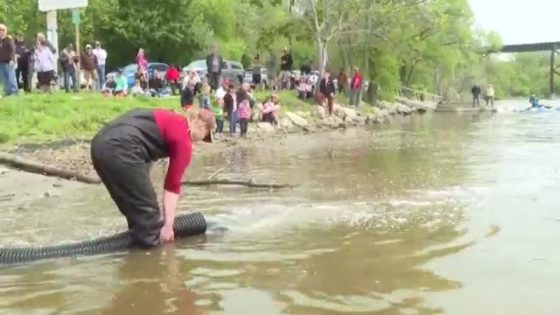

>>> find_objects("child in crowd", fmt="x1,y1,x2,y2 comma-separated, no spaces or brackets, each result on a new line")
181,82,195,111
113,69,128,97
149,72,166,97
200,83,211,110
211,96,225,137
238,99,251,137
215,79,229,99
297,76,312,100
223,85,238,135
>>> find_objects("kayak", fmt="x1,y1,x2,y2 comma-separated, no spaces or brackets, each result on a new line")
518,106,560,112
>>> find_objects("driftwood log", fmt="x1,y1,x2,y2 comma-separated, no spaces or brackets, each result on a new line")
182,179,296,189
0,153,101,184
0,153,295,189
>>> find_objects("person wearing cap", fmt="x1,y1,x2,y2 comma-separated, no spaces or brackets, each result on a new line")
90,107,216,248
80,44,98,90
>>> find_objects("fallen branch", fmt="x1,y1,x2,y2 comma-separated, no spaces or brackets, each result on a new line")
0,153,295,189
182,178,296,189
0,153,101,184
0,193,15,202
208,166,226,180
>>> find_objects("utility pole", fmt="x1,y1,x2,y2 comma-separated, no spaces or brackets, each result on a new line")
73,8,81,87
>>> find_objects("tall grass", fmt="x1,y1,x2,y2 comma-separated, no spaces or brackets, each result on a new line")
0,91,311,144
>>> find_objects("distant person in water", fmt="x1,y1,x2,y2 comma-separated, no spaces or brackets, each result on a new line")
529,95,543,108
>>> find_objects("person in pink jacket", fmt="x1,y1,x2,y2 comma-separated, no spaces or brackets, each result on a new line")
238,99,252,137
136,48,148,74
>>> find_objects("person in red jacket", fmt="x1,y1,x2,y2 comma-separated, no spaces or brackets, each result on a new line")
349,67,363,106
90,107,215,248
165,65,181,95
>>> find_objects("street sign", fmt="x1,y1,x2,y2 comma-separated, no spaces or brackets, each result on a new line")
72,9,80,24
38,0,88,12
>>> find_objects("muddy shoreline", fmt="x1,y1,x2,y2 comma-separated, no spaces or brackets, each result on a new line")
1,100,427,190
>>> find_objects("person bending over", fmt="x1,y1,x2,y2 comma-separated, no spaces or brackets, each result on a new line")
90,107,216,248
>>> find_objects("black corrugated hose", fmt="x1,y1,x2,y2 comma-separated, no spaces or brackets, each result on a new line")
0,212,207,265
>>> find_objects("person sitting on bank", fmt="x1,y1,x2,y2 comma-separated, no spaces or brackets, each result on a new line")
297,76,312,100
149,72,166,97
259,94,281,125
90,107,216,248
130,79,146,96
101,74,116,96
113,69,128,97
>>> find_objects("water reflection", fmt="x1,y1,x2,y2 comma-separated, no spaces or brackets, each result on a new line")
101,247,205,315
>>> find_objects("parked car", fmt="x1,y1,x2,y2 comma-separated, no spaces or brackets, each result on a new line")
244,68,269,88
182,59,245,85
106,62,169,88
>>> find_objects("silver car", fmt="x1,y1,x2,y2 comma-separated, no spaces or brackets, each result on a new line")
244,68,269,87
183,59,245,85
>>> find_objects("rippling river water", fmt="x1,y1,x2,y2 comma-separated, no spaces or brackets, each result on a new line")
1,100,560,314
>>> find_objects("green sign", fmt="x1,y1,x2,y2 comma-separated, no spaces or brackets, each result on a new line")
72,9,80,24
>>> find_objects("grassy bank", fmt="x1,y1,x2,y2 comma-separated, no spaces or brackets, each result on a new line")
0,91,313,145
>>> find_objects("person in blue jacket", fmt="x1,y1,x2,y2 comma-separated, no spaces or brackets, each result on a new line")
529,95,544,109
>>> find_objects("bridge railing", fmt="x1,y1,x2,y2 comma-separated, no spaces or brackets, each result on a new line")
396,86,442,105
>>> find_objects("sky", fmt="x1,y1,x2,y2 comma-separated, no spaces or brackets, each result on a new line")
469,0,560,45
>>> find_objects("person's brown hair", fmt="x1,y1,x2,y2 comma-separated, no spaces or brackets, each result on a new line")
178,108,216,138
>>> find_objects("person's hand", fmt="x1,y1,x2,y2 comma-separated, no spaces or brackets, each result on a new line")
8,60,14,66
160,223,175,243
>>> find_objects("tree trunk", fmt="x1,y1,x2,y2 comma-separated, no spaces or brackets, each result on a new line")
317,38,328,76
339,38,350,71
315,37,329,94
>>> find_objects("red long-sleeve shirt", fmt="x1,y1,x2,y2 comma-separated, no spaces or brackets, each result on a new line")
166,67,180,82
351,72,363,90
153,109,192,194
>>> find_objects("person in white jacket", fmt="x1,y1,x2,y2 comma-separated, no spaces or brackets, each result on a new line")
92,41,108,91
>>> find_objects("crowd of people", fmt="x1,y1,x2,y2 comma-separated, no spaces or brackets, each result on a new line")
0,22,369,139
0,24,110,95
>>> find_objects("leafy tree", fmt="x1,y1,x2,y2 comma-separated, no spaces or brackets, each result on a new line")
1,0,553,100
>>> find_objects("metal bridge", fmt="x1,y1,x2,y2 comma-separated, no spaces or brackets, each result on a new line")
491,42,560,97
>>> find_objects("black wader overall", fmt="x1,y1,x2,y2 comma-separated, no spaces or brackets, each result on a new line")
90,109,170,248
